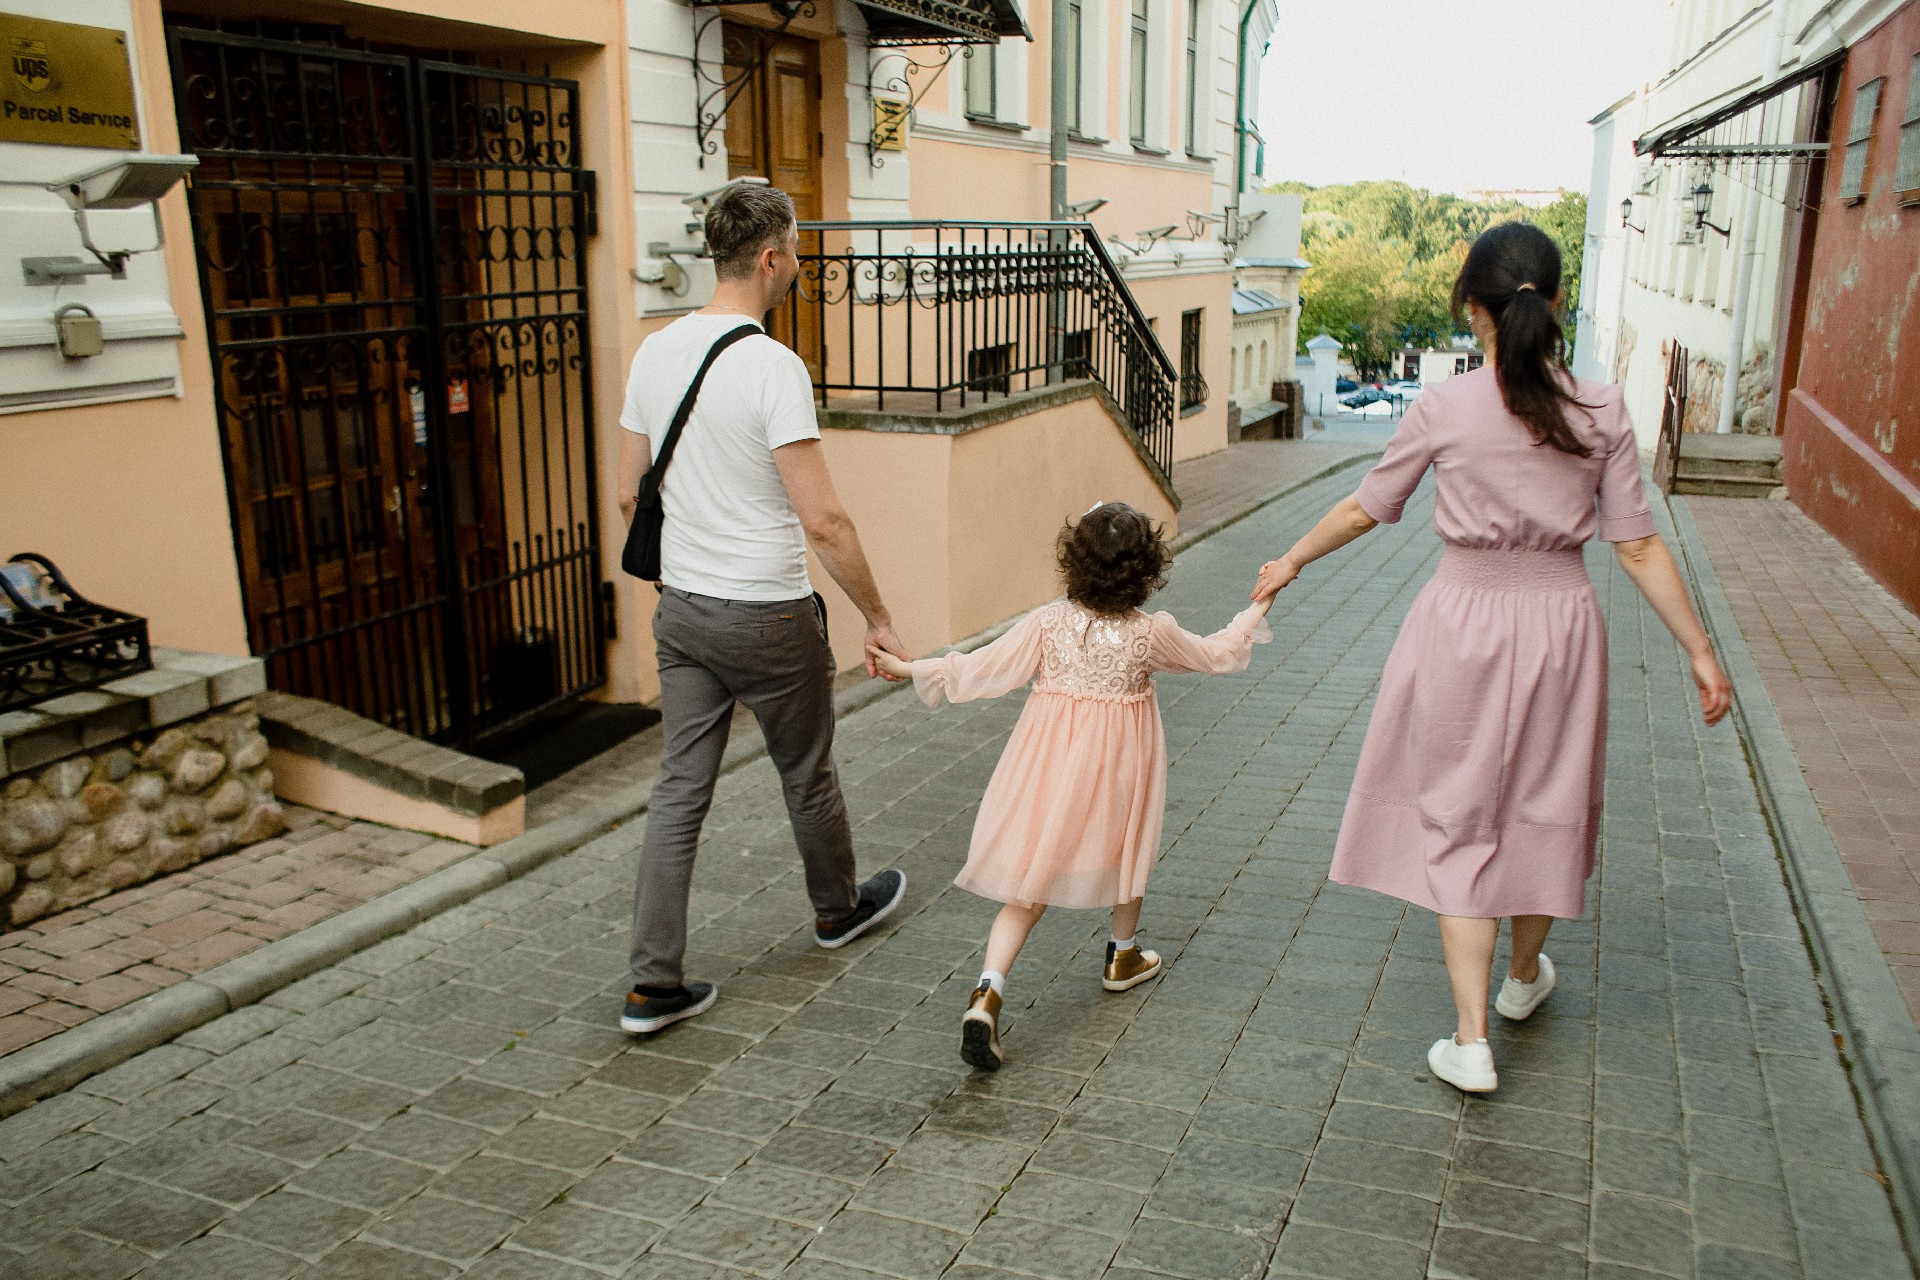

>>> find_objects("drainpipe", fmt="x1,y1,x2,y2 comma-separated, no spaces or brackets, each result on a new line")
1232,1,1258,204
1716,0,1789,434
1048,0,1071,381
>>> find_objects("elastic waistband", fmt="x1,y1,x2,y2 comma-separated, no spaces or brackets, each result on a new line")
1433,546,1591,593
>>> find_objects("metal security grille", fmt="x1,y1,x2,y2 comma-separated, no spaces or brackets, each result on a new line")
167,23,604,748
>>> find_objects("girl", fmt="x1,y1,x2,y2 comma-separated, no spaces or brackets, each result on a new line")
869,502,1271,1072
1251,223,1732,1093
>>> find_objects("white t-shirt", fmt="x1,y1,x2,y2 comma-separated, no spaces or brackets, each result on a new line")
619,313,819,601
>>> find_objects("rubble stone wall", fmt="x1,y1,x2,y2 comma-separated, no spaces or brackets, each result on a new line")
1,702,286,928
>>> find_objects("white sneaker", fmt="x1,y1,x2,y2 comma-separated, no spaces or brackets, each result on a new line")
1428,1035,1498,1093
1494,954,1556,1022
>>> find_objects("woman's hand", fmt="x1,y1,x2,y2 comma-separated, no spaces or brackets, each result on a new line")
867,645,913,683
1252,556,1299,604
1691,650,1733,726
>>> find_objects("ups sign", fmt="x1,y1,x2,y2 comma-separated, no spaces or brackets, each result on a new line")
0,15,139,150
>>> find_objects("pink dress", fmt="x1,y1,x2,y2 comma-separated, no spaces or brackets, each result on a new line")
912,600,1272,909
1329,368,1657,919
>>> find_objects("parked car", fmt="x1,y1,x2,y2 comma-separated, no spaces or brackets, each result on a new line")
1335,377,1357,394
1385,379,1421,399
1338,388,1394,408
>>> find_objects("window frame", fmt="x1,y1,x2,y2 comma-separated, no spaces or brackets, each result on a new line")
1067,0,1084,135
1898,52,1920,203
964,41,997,121
1838,75,1885,204
1179,307,1208,411
1130,0,1150,145
1184,0,1202,155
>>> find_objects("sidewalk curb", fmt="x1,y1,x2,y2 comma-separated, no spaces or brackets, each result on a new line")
1168,450,1382,555
0,454,1375,1116
1668,493,1920,1242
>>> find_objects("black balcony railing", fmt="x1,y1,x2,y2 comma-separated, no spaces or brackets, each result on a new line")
785,221,1178,480
0,555,152,713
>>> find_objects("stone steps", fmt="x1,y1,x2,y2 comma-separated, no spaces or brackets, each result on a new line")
1673,433,1782,499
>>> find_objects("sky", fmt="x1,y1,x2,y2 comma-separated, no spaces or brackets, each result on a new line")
1255,0,1670,196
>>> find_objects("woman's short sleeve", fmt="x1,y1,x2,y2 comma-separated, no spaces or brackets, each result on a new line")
1354,396,1435,524
1596,393,1657,542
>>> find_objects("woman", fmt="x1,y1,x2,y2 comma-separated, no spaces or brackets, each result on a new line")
1252,223,1732,1093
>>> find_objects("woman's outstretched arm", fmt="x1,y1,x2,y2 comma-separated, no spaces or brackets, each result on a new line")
1252,494,1379,603
1613,534,1733,725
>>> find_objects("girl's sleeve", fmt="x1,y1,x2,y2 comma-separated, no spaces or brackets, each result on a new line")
1148,604,1274,675
910,608,1048,707
1595,393,1657,542
1353,395,1435,524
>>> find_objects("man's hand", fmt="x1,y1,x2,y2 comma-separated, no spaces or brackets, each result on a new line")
866,621,909,680
867,643,913,682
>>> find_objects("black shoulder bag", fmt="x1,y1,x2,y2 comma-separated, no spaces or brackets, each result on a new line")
621,323,761,581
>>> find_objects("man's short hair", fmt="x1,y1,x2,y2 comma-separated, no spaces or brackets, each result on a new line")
706,184,797,281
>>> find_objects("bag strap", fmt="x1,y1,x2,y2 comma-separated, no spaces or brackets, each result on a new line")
646,322,762,493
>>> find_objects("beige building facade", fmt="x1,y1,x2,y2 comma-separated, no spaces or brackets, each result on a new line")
3,0,1280,763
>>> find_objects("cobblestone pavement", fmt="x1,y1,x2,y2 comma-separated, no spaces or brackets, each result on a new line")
1173,419,1392,533
1691,497,1920,1028
1,471,1908,1280
0,812,473,1060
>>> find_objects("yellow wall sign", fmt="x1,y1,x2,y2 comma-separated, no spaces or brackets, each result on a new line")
872,98,909,152
2,13,140,150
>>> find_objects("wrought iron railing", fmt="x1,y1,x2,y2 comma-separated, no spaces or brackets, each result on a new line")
785,220,1178,479
0,555,152,713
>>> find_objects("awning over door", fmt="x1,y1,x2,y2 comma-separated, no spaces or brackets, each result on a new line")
1635,49,1845,159
702,0,1028,46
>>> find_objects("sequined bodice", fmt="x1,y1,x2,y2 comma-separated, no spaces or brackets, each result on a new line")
1032,602,1155,702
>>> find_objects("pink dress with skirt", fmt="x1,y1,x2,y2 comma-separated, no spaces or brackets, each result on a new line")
911,600,1272,909
1329,368,1657,919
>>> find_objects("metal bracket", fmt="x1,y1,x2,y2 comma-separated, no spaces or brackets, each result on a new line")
691,1,816,169
22,255,122,286
865,42,959,169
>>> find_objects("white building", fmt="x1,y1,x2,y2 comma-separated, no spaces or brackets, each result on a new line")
1579,0,1906,448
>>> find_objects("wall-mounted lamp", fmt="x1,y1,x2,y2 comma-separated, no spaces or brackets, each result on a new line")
1620,197,1645,233
22,154,199,286
1690,181,1731,238
1063,196,1108,219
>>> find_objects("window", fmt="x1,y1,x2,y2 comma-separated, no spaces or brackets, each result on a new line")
1180,308,1207,409
965,42,997,119
1184,0,1202,154
1259,340,1268,387
1839,76,1884,203
1130,0,1150,144
1064,328,1092,378
1067,0,1084,134
1899,52,1920,200
967,342,1013,394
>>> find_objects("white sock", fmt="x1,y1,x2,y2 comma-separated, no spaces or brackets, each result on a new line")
1110,935,1135,952
979,970,1005,995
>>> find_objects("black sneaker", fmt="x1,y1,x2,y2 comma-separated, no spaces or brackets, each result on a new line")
620,982,717,1034
815,869,907,949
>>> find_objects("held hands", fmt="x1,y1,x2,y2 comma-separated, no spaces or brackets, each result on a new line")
1691,650,1733,727
865,621,911,681
866,642,912,683
1252,556,1299,605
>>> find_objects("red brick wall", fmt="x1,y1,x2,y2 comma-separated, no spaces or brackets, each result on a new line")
1782,1,1920,613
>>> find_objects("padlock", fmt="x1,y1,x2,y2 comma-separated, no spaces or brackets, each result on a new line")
54,304,103,359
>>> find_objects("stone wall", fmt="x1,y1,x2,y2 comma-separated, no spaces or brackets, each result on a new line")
0,650,288,928
1,701,286,927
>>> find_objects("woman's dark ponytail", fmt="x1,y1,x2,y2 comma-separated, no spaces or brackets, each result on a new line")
1451,222,1594,458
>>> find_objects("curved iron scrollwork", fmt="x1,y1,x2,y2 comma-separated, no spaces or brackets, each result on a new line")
865,42,959,169
691,2,817,167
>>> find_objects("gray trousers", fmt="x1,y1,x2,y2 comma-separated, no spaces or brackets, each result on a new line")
629,586,858,987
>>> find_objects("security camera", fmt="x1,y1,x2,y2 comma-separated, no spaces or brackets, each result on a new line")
50,154,199,211
1064,197,1108,218
681,175,771,209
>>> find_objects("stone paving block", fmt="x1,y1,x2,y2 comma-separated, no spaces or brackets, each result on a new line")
807,1206,969,1277
959,1212,1120,1280
497,1200,660,1271
1265,1220,1428,1280
658,1203,817,1273
361,1194,518,1265
1589,1190,1693,1277
217,1186,373,1258
431,1154,571,1218
1427,1226,1585,1280
1116,1216,1271,1280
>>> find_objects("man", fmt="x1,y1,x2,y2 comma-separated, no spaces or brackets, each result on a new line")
616,183,910,1034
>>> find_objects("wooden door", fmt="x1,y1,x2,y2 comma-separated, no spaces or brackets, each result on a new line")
723,24,822,373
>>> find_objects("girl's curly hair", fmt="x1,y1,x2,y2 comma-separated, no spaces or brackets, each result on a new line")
1056,503,1171,615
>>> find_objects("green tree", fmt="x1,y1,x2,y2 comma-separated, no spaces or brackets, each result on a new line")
1276,180,1587,362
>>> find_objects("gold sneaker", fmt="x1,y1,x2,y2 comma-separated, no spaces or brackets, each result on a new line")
961,979,1003,1072
1102,942,1162,991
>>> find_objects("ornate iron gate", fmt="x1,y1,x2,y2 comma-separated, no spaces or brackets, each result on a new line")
167,23,604,748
